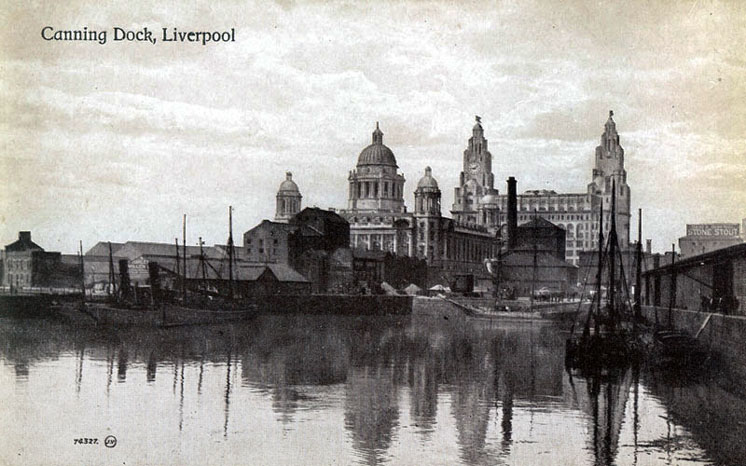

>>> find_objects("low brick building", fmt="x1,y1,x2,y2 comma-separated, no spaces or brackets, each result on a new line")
498,250,578,298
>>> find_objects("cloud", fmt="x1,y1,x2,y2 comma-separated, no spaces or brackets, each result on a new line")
1,0,745,253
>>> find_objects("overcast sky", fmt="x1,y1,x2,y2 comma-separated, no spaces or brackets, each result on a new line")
1,0,744,254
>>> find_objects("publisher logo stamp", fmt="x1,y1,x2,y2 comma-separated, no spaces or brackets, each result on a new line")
104,435,117,448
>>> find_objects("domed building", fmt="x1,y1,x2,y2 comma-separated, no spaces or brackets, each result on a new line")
339,123,501,287
346,123,406,214
339,123,412,255
275,172,302,223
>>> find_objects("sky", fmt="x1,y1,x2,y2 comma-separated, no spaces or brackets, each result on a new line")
1,0,744,254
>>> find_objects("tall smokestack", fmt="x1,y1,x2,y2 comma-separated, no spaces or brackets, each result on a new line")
507,177,517,250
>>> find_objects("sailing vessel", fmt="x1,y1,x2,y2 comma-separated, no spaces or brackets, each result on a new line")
52,209,257,328
565,181,645,370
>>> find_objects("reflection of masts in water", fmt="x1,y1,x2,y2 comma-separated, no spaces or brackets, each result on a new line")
75,345,85,395
197,356,205,396
224,351,233,438
586,368,633,466
179,358,185,432
106,346,114,399
633,365,640,466
117,347,128,382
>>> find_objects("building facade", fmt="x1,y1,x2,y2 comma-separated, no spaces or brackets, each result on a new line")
338,124,500,287
452,112,631,265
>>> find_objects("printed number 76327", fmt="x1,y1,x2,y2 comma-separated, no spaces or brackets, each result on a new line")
74,438,98,445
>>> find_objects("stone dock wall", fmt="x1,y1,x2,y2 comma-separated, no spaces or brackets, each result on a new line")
256,294,414,315
641,305,746,378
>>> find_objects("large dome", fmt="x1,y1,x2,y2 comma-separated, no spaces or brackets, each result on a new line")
417,167,439,189
278,172,300,193
357,122,398,167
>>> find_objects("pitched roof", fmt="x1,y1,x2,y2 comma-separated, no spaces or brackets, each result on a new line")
265,264,310,282
84,242,126,257
502,251,576,269
517,217,563,230
5,232,44,252
152,257,309,283
113,241,241,261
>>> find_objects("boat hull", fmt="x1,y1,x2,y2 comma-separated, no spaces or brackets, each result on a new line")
51,301,257,328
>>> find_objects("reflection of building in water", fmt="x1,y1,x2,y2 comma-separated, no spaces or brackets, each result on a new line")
450,339,496,465
408,355,439,436
117,348,128,382
146,352,157,383
344,365,400,466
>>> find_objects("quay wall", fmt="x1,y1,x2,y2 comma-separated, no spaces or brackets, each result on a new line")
256,294,413,315
0,294,63,317
641,305,746,378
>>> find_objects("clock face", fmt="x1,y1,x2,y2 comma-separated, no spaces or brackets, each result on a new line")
469,162,479,173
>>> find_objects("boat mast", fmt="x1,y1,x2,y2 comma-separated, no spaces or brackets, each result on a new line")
228,206,234,300
79,240,86,303
529,209,538,312
668,243,676,327
175,237,180,297
108,241,116,298
182,214,187,302
608,180,618,332
594,201,604,336
634,209,643,320
199,236,207,293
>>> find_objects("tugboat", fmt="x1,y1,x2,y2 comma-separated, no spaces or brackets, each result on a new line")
566,181,645,371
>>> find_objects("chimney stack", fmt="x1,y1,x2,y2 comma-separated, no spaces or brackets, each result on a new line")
19,231,31,242
646,239,652,254
507,177,518,250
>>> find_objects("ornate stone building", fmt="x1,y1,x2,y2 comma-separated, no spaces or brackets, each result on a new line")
338,124,500,286
452,112,631,265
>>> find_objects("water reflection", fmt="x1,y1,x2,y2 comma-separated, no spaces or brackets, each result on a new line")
0,316,742,465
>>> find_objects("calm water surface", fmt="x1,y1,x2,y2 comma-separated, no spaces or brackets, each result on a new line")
1,313,745,466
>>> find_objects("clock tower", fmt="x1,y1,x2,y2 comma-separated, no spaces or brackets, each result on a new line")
452,116,496,226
